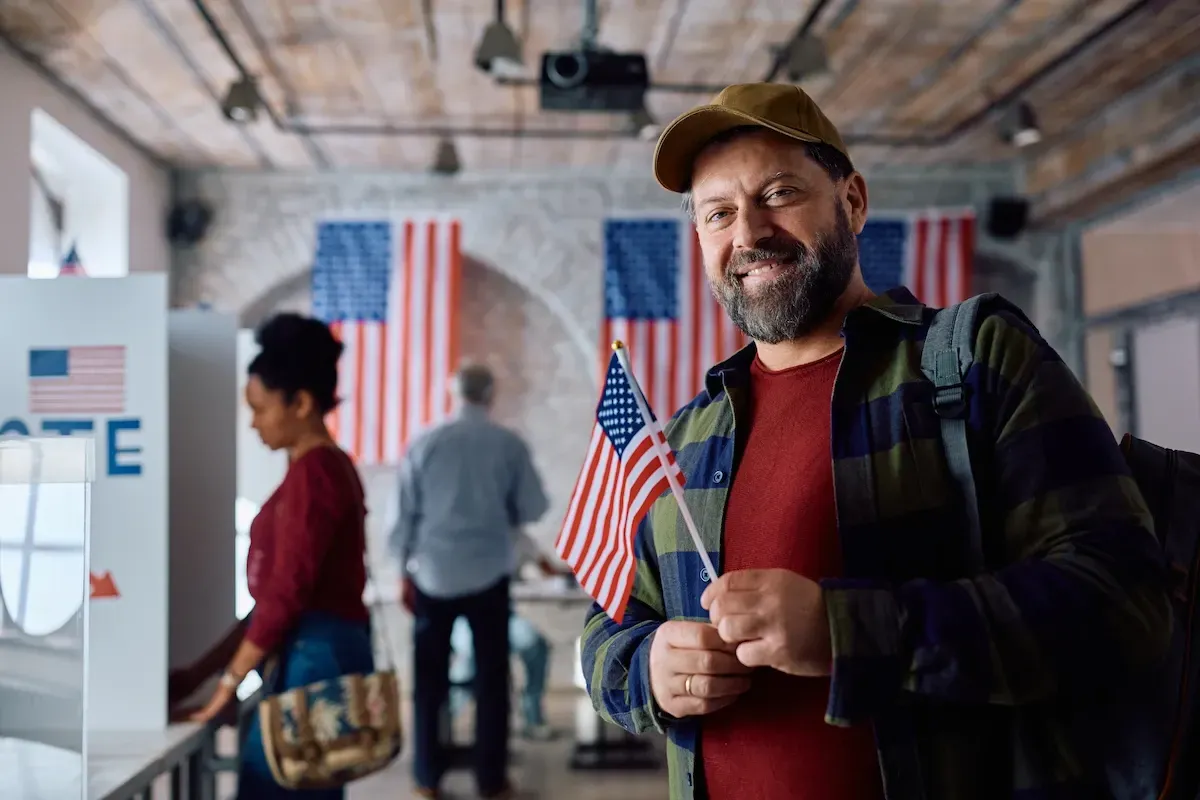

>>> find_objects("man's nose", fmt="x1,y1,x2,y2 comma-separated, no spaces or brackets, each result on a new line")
730,206,774,253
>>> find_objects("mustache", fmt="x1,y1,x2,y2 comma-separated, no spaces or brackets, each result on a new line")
725,236,810,278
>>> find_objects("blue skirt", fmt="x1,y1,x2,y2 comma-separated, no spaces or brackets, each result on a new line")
237,613,376,799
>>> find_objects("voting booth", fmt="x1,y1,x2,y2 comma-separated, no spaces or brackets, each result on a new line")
0,275,168,732
168,309,238,673
0,436,91,800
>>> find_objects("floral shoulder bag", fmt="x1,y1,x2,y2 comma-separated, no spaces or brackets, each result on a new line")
257,453,403,789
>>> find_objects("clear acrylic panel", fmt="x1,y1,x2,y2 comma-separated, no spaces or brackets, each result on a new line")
0,437,94,800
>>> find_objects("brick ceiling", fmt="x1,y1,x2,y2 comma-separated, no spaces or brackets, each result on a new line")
2,0,1198,184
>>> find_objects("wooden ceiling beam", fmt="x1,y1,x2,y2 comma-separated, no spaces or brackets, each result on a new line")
1027,54,1200,225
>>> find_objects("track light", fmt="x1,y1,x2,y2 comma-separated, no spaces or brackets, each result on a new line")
1002,101,1042,148
629,107,659,141
432,138,461,175
474,1,523,77
222,76,262,124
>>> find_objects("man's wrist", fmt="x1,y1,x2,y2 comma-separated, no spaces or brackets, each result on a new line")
641,630,676,733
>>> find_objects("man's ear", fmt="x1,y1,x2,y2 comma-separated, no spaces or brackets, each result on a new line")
844,172,869,235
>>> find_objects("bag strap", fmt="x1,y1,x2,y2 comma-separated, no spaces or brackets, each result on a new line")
328,446,399,674
920,294,993,576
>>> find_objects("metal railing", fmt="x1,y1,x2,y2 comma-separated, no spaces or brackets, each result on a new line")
100,692,260,800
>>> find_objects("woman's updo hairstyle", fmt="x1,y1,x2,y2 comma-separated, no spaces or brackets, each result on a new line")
248,313,342,414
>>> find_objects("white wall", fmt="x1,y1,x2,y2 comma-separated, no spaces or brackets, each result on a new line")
30,109,131,278
1133,316,1200,452
0,41,169,276
168,311,238,669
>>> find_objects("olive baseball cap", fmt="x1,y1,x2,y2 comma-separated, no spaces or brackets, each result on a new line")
652,83,849,193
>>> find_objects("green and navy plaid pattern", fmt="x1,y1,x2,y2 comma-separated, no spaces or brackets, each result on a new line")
580,288,1171,799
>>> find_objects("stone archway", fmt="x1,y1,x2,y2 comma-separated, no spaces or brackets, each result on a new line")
233,254,596,551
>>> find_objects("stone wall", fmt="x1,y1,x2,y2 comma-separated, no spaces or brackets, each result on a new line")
173,165,1036,688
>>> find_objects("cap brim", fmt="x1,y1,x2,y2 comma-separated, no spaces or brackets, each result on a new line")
653,106,822,193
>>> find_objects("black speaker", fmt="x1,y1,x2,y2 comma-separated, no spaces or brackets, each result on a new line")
167,199,213,247
986,196,1029,240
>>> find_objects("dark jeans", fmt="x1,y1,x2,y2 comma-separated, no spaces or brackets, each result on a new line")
237,613,375,800
413,577,510,795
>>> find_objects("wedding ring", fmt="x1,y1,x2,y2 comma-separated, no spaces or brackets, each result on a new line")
684,674,694,696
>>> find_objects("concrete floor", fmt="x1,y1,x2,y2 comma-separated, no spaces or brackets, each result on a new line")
349,693,668,800
217,692,668,800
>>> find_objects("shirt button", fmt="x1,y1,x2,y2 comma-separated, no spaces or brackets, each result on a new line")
712,470,724,483
700,569,711,583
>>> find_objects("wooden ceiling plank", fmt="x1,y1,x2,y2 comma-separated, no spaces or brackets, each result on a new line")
117,0,282,165
1028,6,1200,136
432,3,513,119
654,0,761,84
37,39,201,161
55,0,262,165
807,0,892,104
896,0,1133,133
1025,53,1200,196
598,0,664,54
1031,113,1200,226
4,1,211,161
818,0,946,122
849,0,1013,131
358,0,444,122
163,0,318,168
0,0,82,58
3,0,1197,179
890,0,1089,129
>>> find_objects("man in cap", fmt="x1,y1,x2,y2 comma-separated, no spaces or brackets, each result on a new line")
579,83,1168,798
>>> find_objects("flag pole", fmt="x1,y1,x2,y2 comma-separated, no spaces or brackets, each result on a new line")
612,341,718,580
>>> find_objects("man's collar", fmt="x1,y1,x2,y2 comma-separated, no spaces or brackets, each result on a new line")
456,403,490,421
858,286,925,325
703,287,927,398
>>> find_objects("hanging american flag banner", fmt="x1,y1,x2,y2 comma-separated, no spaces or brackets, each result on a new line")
556,352,685,622
602,217,747,420
857,210,976,308
311,218,462,466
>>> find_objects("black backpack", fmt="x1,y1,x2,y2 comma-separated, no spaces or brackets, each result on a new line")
923,293,1200,799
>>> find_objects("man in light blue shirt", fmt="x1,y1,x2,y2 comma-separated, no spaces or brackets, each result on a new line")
390,363,548,800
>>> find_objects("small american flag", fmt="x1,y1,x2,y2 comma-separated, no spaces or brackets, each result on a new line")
57,244,87,278
28,346,126,414
602,218,747,418
858,211,976,307
556,352,685,622
312,218,462,465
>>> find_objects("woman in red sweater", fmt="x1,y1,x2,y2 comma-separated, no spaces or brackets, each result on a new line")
183,313,373,799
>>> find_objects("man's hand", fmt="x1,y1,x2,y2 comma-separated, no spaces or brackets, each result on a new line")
701,568,832,677
649,621,753,719
400,577,417,614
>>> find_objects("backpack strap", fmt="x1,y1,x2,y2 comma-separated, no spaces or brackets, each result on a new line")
920,294,995,575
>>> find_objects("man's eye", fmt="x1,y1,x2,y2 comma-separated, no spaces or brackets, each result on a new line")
706,210,729,223
766,189,793,201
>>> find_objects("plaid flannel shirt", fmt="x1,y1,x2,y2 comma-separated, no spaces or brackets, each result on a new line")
580,288,1170,799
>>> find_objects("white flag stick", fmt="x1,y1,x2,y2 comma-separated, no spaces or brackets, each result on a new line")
612,341,718,580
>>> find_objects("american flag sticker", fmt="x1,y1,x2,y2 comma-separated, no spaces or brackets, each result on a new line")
28,346,126,415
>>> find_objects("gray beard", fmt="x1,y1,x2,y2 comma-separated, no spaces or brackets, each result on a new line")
710,204,859,344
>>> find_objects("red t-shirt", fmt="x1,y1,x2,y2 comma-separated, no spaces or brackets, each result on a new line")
701,351,883,800
245,446,370,653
